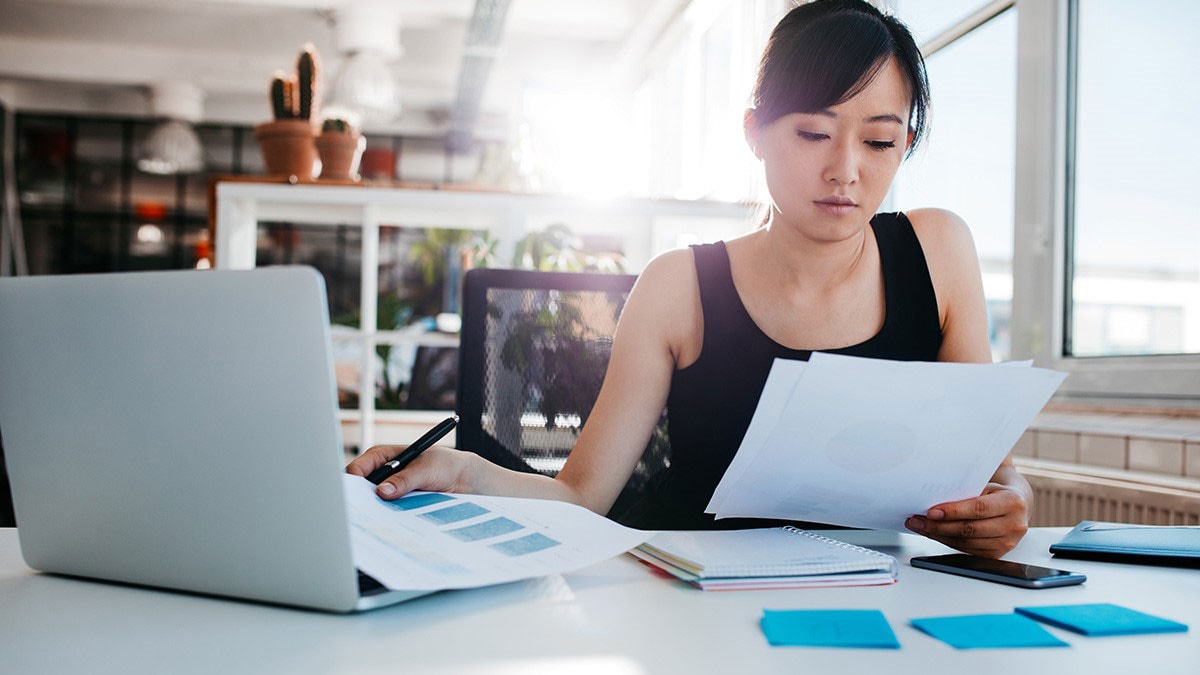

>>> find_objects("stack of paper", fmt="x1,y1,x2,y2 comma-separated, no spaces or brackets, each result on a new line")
706,353,1066,530
630,527,898,590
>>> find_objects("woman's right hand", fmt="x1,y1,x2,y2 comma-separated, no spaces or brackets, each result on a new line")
346,445,480,500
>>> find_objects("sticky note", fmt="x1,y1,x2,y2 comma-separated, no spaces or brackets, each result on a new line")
761,609,900,649
910,613,1069,649
1015,604,1189,637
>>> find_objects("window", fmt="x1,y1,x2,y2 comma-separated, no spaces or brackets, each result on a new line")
628,0,781,203
890,0,1001,44
1068,0,1200,359
890,7,1018,361
1005,0,1200,401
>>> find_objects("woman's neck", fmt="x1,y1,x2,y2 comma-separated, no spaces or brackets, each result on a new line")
756,216,870,296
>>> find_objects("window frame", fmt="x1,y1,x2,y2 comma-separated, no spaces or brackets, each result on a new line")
917,0,1200,403
1009,0,1200,402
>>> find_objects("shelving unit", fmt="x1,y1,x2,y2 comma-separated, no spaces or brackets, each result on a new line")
213,180,755,448
10,111,475,277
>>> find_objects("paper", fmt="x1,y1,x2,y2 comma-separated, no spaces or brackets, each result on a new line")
708,353,1066,530
910,613,1069,649
1015,604,1189,636
761,609,900,649
343,475,649,591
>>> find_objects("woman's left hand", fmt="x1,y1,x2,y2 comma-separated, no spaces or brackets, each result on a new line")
905,483,1029,558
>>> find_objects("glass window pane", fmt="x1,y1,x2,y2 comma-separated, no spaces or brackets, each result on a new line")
889,0,998,45
890,9,1017,361
182,126,237,216
1070,0,1200,357
130,122,180,228
378,224,481,318
332,338,363,411
16,116,69,209
241,127,267,175
256,222,362,321
74,120,124,212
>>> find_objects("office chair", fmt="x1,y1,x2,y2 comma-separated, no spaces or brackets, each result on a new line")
456,268,670,524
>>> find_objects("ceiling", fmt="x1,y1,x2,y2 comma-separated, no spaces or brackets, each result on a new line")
0,0,685,137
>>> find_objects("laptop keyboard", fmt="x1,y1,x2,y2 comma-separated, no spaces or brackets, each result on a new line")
356,569,388,596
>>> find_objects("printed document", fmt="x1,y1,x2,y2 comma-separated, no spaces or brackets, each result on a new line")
707,353,1066,530
343,475,649,590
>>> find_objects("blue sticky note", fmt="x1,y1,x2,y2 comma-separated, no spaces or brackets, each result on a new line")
910,613,1069,649
761,609,900,649
1015,604,1189,637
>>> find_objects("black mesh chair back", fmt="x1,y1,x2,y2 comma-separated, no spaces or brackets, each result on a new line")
456,268,669,522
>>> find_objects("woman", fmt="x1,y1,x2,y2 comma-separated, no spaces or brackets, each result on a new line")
348,0,1031,558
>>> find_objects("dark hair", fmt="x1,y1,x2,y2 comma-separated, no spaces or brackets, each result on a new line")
751,0,930,156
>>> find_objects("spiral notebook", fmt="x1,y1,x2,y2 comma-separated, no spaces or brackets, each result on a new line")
631,527,898,590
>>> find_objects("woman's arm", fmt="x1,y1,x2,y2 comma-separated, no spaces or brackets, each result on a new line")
347,249,697,516
905,208,1031,557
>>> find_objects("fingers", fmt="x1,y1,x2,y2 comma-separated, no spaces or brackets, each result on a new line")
921,532,1014,559
906,487,1029,558
345,444,402,478
907,514,1012,540
926,487,1021,522
373,446,468,500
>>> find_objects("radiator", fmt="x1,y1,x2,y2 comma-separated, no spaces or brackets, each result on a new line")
1019,461,1200,527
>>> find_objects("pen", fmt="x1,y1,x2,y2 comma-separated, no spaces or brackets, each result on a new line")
365,414,459,485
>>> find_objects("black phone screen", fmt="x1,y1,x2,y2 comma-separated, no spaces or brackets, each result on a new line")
926,553,1073,580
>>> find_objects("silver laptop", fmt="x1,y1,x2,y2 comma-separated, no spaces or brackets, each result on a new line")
0,266,427,612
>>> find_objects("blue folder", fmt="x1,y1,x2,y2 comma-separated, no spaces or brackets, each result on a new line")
1049,521,1200,568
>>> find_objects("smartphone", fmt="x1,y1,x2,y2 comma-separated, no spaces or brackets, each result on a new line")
910,553,1086,588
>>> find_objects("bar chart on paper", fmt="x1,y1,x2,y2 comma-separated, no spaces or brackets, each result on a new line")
343,475,647,590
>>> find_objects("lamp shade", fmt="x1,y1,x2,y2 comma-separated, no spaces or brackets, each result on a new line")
328,50,400,127
137,119,203,175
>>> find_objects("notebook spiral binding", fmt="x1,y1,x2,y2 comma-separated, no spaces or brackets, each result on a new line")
782,526,900,574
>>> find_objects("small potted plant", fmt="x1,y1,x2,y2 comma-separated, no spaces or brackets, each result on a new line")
254,44,320,180
315,117,366,181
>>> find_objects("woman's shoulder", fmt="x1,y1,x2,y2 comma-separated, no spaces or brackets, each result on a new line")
900,208,976,257
640,246,697,280
623,246,705,363
629,247,701,306
899,208,984,325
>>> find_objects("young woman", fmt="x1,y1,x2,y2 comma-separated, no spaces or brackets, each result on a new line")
348,0,1031,559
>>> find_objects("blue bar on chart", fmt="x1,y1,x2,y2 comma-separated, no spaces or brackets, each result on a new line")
386,493,457,511
447,517,524,542
421,502,490,525
490,532,560,556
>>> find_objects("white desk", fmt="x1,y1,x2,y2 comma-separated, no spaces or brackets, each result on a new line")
1,527,1196,674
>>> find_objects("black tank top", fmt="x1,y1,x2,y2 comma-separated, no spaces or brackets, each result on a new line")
623,212,942,530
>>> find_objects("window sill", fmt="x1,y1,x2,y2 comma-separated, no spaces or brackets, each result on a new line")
1014,408,1200,479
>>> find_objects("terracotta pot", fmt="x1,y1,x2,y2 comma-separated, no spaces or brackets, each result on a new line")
315,132,366,181
359,147,396,180
253,119,317,180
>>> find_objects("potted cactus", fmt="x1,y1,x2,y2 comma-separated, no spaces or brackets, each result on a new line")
254,44,321,179
315,117,366,180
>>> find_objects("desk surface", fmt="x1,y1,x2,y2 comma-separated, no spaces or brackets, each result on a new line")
1,527,1196,674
